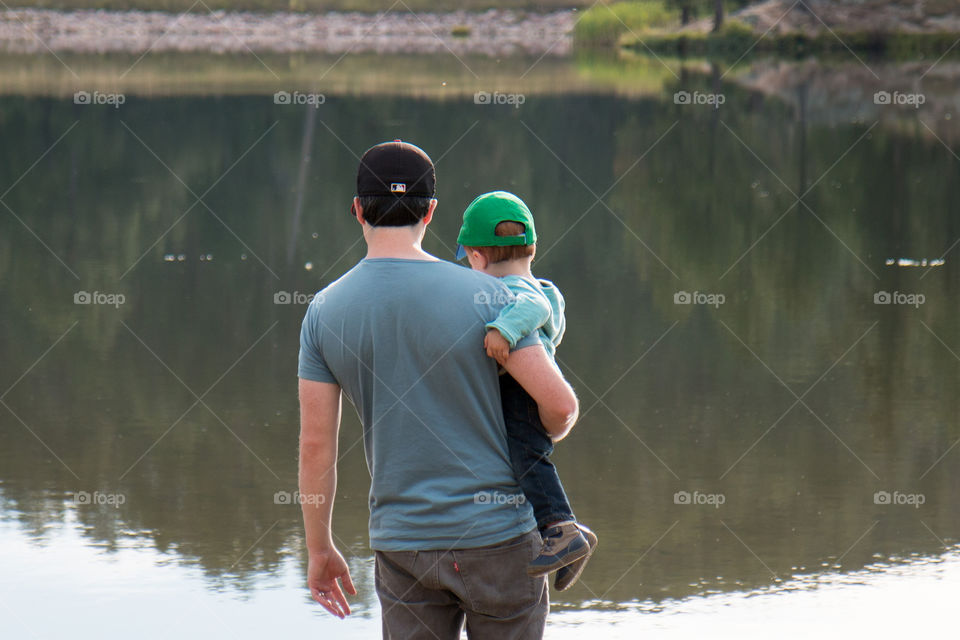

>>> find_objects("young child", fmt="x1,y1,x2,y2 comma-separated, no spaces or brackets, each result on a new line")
455,190,598,591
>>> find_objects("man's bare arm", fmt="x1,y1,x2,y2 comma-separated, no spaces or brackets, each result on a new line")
298,378,356,618
502,344,579,441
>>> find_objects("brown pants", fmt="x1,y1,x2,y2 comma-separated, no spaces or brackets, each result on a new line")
374,530,548,639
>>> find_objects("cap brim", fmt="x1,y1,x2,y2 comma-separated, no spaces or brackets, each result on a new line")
455,244,467,260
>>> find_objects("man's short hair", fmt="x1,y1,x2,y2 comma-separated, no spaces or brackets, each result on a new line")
358,195,433,227
466,221,536,263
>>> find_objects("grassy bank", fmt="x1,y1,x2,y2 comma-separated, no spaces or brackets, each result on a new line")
623,26,960,59
573,0,673,46
576,1,960,59
574,0,751,46
2,0,588,11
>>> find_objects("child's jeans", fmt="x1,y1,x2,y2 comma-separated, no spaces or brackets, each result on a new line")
499,372,576,531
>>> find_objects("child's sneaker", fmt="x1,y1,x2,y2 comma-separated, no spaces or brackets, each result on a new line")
527,521,590,577
554,523,598,591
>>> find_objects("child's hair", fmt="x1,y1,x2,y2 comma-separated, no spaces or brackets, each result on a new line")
465,221,536,264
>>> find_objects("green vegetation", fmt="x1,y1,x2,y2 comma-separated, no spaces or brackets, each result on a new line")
578,0,960,58
624,25,960,59
623,18,756,56
2,0,589,10
574,0,752,45
574,0,674,46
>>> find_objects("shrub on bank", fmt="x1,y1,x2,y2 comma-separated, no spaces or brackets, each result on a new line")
575,1,674,46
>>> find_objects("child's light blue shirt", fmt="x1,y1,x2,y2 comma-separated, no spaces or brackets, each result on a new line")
486,275,565,360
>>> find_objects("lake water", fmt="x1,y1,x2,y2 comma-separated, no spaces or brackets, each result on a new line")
1,50,959,637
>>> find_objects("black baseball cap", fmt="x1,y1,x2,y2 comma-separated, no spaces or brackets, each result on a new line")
356,140,436,198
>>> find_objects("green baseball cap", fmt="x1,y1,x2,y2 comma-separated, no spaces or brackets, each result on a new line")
455,191,537,260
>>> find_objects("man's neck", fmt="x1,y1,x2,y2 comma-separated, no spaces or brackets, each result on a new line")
363,225,437,261
483,259,534,279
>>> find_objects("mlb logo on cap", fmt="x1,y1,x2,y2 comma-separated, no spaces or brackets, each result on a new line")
390,183,406,193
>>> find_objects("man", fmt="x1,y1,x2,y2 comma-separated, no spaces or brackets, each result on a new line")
297,140,579,639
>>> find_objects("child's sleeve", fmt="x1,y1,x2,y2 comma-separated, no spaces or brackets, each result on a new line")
486,288,552,349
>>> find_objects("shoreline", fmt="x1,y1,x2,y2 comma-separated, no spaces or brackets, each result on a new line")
577,0,960,57
0,8,575,56
622,27,960,59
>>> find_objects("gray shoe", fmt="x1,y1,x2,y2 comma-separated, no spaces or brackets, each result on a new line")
528,521,590,577
554,524,598,591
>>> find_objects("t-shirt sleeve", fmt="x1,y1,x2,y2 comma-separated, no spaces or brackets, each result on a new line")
485,278,548,351
486,290,552,348
513,331,542,350
298,301,338,384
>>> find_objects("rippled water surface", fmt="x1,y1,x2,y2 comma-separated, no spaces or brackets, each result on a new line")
1,53,959,637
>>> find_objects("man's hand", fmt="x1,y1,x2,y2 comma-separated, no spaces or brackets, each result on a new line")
484,329,511,366
308,547,357,618
299,379,351,617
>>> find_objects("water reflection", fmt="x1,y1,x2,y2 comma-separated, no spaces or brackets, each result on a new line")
548,545,960,638
3,511,958,638
1,66,959,619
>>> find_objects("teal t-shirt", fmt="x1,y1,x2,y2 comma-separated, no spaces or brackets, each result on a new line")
486,275,565,361
298,258,539,551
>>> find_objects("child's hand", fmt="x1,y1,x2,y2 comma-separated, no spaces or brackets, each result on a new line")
484,329,511,367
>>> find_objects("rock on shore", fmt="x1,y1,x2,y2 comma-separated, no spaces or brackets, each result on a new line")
0,8,575,56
